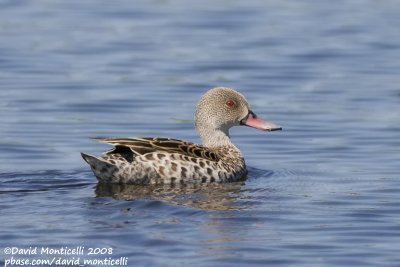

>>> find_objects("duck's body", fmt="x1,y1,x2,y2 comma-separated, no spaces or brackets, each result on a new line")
82,137,247,184
81,87,281,185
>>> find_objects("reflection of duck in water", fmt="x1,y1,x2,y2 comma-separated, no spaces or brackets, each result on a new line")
82,87,281,185
95,182,248,211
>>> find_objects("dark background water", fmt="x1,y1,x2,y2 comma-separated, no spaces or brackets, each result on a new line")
1,1,400,266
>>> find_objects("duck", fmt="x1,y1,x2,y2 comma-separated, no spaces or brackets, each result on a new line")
81,87,281,185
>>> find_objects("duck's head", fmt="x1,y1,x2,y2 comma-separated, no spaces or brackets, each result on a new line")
195,87,281,146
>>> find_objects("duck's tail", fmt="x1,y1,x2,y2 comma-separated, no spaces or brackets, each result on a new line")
81,152,118,183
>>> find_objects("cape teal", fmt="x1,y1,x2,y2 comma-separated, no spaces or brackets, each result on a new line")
81,87,282,184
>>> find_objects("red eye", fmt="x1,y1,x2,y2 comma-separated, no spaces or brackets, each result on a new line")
226,100,235,107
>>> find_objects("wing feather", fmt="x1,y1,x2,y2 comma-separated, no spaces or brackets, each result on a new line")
94,137,219,162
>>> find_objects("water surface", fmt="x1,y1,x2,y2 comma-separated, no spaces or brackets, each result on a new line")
1,1,400,266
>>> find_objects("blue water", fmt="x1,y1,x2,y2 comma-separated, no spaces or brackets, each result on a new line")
1,1,400,266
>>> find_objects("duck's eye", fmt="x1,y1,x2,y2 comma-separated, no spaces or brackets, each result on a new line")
225,100,235,107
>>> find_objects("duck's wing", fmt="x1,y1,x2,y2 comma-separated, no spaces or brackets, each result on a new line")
95,137,220,162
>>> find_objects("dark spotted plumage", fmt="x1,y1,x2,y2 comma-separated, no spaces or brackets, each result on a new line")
81,87,281,184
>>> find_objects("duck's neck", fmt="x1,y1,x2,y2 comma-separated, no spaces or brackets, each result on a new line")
198,127,237,148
